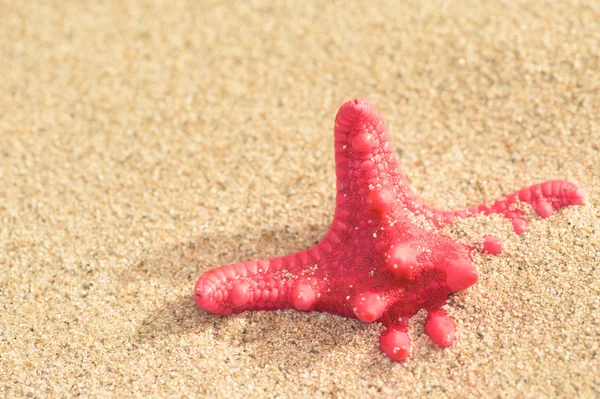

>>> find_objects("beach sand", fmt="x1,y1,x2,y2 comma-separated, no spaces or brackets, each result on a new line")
1,1,599,397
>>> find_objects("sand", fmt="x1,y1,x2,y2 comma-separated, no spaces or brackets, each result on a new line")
1,0,599,397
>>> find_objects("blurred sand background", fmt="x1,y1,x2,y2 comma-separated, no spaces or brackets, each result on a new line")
1,0,599,397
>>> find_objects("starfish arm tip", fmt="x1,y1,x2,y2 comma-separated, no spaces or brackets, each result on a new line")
380,328,411,362
424,309,456,348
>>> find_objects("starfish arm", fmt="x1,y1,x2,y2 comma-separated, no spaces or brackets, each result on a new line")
333,99,409,226
412,179,584,234
194,245,328,316
423,309,456,348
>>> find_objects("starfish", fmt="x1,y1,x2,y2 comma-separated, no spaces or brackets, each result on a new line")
195,99,584,361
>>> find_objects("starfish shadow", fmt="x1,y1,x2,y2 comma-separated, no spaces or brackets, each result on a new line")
135,292,370,371
131,223,367,365
135,295,216,341
121,223,329,290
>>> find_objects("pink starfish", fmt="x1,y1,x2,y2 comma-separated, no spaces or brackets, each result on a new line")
195,99,584,361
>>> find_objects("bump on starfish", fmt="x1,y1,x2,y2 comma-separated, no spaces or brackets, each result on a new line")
195,98,584,362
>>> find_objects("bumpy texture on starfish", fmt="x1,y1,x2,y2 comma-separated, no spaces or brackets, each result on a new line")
195,99,584,361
